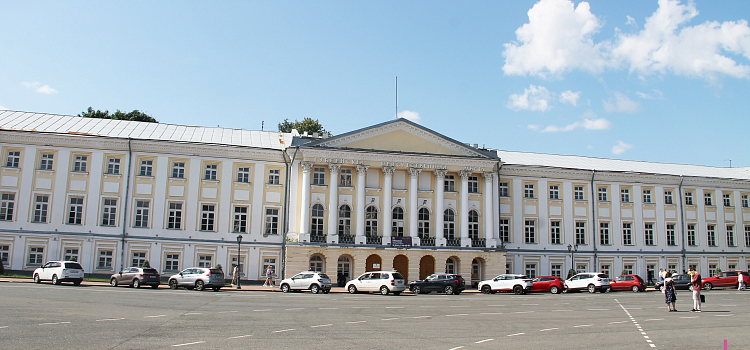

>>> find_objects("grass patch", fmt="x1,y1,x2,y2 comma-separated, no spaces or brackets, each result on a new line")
0,274,31,279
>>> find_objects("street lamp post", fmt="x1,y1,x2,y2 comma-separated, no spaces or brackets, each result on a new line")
567,243,578,276
236,234,242,289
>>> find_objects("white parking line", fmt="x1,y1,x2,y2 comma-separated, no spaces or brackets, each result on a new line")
448,347,464,350
144,315,166,318
0,326,7,329
227,334,253,339
286,308,305,310
608,321,628,324
96,318,126,322
39,322,71,325
487,305,505,307
448,305,468,308
319,307,338,310
588,308,609,311
643,319,663,321
539,328,558,332
551,309,572,312
381,318,399,321
253,309,272,312
272,329,296,333
522,303,539,306
480,312,503,315
183,313,202,315
347,320,367,324
218,311,238,314
680,316,699,319
446,314,469,317
475,339,494,344
715,314,734,317
311,324,333,328
172,341,205,347
413,316,432,319
574,324,593,328
507,333,525,337
351,307,369,309
385,307,404,309
515,311,534,314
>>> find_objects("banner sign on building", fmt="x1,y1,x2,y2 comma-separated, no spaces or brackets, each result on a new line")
391,236,412,248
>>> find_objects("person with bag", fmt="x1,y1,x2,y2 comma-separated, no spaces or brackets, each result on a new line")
689,267,702,312
664,272,677,312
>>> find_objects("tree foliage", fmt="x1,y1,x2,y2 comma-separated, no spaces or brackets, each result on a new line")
78,107,158,123
278,117,329,136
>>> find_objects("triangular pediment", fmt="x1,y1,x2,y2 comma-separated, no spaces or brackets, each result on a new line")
304,119,494,158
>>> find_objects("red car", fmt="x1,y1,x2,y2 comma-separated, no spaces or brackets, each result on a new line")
531,276,563,294
701,271,750,290
609,275,646,292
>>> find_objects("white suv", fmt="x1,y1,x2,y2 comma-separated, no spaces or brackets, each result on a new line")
564,272,610,293
477,274,533,294
279,271,332,294
345,271,407,295
33,261,84,286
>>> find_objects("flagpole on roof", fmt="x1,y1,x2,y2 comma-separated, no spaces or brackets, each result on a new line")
395,76,398,119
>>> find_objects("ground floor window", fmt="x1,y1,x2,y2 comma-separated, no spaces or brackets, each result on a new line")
445,258,456,274
622,264,634,275
1,245,10,266
708,264,717,276
263,258,277,278
505,262,512,274
525,263,537,278
309,255,324,272
231,256,245,276
28,246,44,266
550,264,562,278
63,248,79,262
197,255,213,268
131,252,147,268
576,264,587,274
98,250,113,269
164,254,180,271
600,264,610,278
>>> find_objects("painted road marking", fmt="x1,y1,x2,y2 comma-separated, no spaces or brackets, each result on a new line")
172,341,205,347
144,315,166,318
413,316,432,318
311,324,333,328
616,298,656,349
183,313,202,315
351,307,369,309
96,318,126,322
515,311,534,314
272,329,296,333
446,314,469,317
680,316,699,319
0,326,7,329
480,312,503,315
487,305,505,307
475,339,494,344
644,319,663,321
381,318,399,321
448,347,464,350
609,321,628,324
574,324,593,328
319,308,338,310
253,309,272,312
588,308,609,311
347,320,367,324
507,333,525,337
228,335,253,339
540,328,558,332
218,311,238,313
715,314,733,317
39,322,71,325
551,310,572,312
386,307,404,309
522,303,539,305
286,308,305,310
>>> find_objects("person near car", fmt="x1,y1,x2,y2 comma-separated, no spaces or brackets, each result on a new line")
231,264,239,287
739,273,746,291
689,267,702,312
664,272,677,312
263,266,274,287
658,268,664,283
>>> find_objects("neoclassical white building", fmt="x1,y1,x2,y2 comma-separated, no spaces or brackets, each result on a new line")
1,110,748,284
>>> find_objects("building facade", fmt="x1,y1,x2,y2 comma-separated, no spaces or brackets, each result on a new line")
1,111,749,284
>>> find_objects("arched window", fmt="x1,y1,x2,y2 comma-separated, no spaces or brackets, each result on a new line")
392,207,405,237
443,209,455,239
309,255,324,272
418,208,430,238
338,205,351,236
446,257,456,274
468,210,479,239
310,204,324,235
365,206,378,236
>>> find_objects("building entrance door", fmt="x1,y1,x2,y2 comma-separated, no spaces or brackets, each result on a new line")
419,255,435,280
366,254,382,272
393,255,409,281
337,256,351,287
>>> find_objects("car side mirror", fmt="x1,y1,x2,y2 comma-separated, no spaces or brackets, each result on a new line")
179,273,183,276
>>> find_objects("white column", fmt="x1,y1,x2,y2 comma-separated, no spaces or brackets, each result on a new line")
459,170,471,240
435,169,447,244
483,172,494,246
408,168,421,238
299,162,313,234
327,164,340,240
355,165,369,239
381,166,394,239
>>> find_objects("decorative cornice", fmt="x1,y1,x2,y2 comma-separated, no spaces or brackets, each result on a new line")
408,167,422,177
356,164,370,174
328,163,341,173
299,148,498,169
301,162,314,172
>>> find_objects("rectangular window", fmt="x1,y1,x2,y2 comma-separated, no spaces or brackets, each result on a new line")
339,169,351,187
265,208,279,234
64,248,79,262
600,265,611,279
524,184,535,198
167,202,182,229
97,250,113,269
575,222,586,245
525,264,537,278
197,255,213,268
687,224,697,246
73,155,87,172
499,219,510,242
139,160,153,176
268,169,281,185
200,204,215,231
5,151,20,168
707,224,716,247
101,198,117,226
600,222,610,245
549,185,559,200
312,167,325,185
28,247,44,266
726,225,735,247
164,254,179,271
621,188,630,203
709,264,717,277
623,264,634,275
524,220,536,244
172,162,185,178
131,252,146,268
498,182,509,197
505,263,512,275
467,176,479,193
134,200,150,228
204,164,217,180
623,223,633,245
685,191,694,205
723,193,731,207
666,224,676,246
574,186,584,201
745,225,750,247
664,191,673,205
550,220,561,244
644,223,655,245
233,206,248,233
68,197,84,224
39,153,54,170
33,195,49,223
107,158,120,174
642,190,652,203
742,195,749,208
0,245,9,266
550,264,562,278
704,192,713,206
236,167,250,183
598,187,608,201
0,193,15,221
444,175,456,192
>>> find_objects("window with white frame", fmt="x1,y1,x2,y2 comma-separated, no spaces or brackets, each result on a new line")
745,225,750,247
550,220,561,244
576,264,588,273
524,220,536,243
446,258,456,274
204,163,217,180
197,255,213,268
443,209,455,239
621,188,630,202
201,204,215,231
499,219,510,242
107,158,120,174
418,208,430,238
28,247,44,266
524,184,535,198
68,197,84,224
685,191,694,205
468,210,479,239
231,256,245,275
97,250,113,269
708,264,717,277
598,187,608,201
525,263,537,278
101,198,117,226
338,205,352,236
262,258,277,277
575,222,586,245
549,185,560,200
309,255,324,272
0,245,9,266
167,202,182,229
392,207,405,237
707,224,716,246
268,169,280,185
265,208,279,234
365,206,377,237
311,204,325,235
550,264,562,278
600,264,611,278
642,189,652,203
467,176,479,193
339,168,352,187
644,223,655,245
134,200,150,228
445,175,456,192
704,192,713,206
742,194,749,208
498,182,509,197
687,224,697,246
312,167,325,185
727,225,735,247
39,153,54,170
505,263,512,274
666,224,676,246
73,155,88,172
574,186,585,201
164,254,179,271
623,264,634,275
664,190,673,204
723,193,731,207
139,159,153,176
233,206,248,233
623,223,633,245
0,193,15,221
236,167,250,183
172,162,185,178
600,222,610,245
64,248,79,262
33,195,49,223
131,252,147,268
5,151,20,168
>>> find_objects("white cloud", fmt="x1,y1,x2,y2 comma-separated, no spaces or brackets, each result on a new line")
396,110,420,123
507,85,552,111
612,140,633,154
21,81,58,94
626,15,638,28
527,124,540,131
603,92,640,113
559,90,581,106
636,89,664,99
529,117,611,133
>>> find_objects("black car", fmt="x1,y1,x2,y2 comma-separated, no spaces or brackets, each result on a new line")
655,273,692,292
409,273,465,295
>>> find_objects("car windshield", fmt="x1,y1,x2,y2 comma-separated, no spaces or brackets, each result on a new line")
209,269,222,275
318,273,329,279
597,274,608,278
143,268,158,274
64,262,83,269
392,272,404,279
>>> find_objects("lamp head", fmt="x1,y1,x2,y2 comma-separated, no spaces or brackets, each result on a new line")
236,234,243,244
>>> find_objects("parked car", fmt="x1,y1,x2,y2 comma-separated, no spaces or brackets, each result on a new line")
168,267,224,291
655,273,693,292
530,276,564,294
477,274,533,295
702,271,750,290
33,261,84,286
345,271,406,295
110,267,161,289
564,272,610,293
609,275,646,292
279,271,332,294
409,273,465,295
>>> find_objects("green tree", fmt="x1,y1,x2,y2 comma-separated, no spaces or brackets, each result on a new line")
278,117,329,135
567,268,577,279
78,107,158,123
141,260,151,268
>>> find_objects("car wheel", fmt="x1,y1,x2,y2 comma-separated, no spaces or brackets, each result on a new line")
281,284,291,293
195,280,205,291
411,286,421,294
513,285,523,295
151,284,159,289
481,285,492,294
393,292,401,296
169,279,178,290
74,279,82,286
550,286,560,294
34,274,41,284
703,283,712,291
52,275,60,285
212,287,220,292
587,284,597,293
380,286,389,295
310,284,320,294
110,278,118,287
631,285,640,293
132,279,141,289
348,285,357,294
562,287,569,293
444,285,454,295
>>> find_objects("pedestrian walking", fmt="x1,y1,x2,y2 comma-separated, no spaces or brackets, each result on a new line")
658,268,665,283
263,265,273,287
664,272,677,312
231,264,239,287
689,267,702,312
739,272,746,291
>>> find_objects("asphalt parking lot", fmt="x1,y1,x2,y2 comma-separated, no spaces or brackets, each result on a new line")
0,281,747,350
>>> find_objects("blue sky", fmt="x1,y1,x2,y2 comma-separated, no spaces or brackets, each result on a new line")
2,0,749,167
